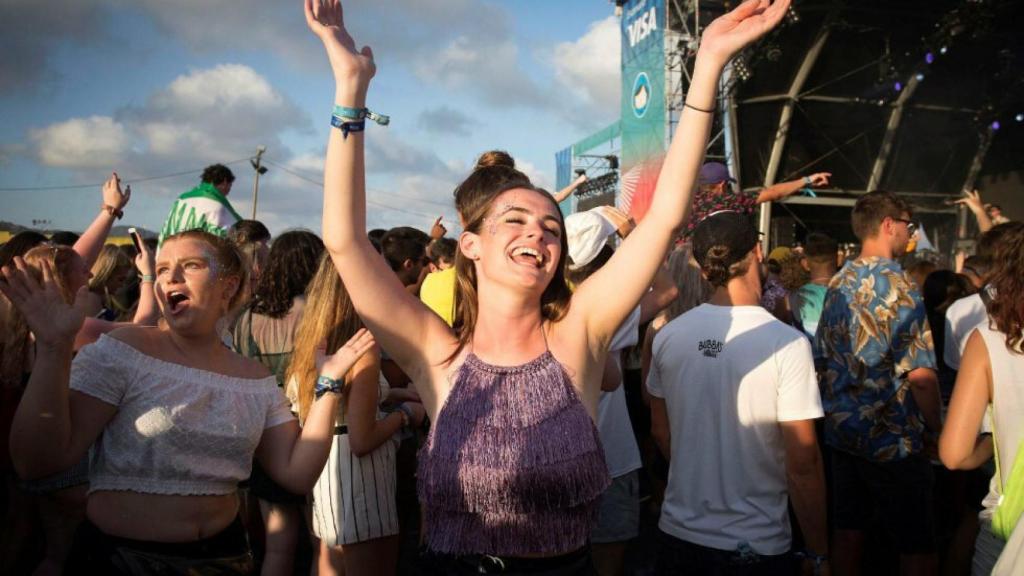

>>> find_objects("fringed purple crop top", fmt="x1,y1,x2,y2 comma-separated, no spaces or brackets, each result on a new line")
417,351,610,556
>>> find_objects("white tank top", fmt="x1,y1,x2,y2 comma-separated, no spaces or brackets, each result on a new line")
977,322,1024,519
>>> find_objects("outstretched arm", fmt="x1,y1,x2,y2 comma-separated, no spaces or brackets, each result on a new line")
571,0,791,351
552,174,588,205
954,189,993,234
756,172,831,203
306,0,455,409
73,173,131,268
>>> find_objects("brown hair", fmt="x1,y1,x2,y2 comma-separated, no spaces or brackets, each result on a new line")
448,167,572,364
778,253,810,291
286,254,364,422
701,246,754,288
1,245,78,388
986,221,1024,353
804,232,838,265
474,150,515,170
851,191,912,241
161,230,249,314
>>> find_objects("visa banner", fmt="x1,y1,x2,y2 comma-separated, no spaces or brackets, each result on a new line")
619,0,665,221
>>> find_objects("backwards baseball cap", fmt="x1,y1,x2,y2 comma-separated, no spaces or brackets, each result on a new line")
692,210,760,269
698,162,736,186
565,207,618,270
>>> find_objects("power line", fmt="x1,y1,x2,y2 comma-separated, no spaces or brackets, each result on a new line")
264,158,454,208
0,158,250,192
262,156,450,219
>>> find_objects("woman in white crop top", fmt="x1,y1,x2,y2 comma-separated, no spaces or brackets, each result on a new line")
941,221,1024,575
1,229,376,573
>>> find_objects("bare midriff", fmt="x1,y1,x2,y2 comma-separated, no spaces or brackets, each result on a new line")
87,491,238,542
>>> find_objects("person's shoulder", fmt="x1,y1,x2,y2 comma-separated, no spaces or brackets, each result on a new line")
229,353,273,380
106,325,160,349
948,292,983,315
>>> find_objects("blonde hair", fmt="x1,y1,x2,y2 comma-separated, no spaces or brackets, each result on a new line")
89,244,132,313
286,254,364,422
1,245,77,388
665,242,711,322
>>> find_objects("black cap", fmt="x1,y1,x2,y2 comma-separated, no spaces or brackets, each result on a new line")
692,210,760,269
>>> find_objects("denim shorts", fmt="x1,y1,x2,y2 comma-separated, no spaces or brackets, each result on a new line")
591,470,640,544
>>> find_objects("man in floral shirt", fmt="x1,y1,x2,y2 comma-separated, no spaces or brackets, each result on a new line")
683,162,831,235
815,191,941,575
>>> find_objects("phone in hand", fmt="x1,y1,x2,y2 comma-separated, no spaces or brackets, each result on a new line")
128,227,144,255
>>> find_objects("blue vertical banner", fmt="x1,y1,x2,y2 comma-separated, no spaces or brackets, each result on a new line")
555,146,573,212
619,0,665,221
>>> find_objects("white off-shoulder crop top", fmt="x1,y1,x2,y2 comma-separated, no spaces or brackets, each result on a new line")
70,334,295,496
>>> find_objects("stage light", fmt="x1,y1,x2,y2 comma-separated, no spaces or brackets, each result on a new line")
991,121,1001,130
1015,113,1024,122
925,52,934,64
940,46,948,55
915,73,925,81
894,82,902,92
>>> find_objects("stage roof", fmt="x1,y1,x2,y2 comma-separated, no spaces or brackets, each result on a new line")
675,0,1024,203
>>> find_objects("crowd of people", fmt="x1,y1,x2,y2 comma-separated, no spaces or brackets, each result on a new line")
1,1,1022,575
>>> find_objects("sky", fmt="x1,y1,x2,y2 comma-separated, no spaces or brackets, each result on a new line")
0,0,623,236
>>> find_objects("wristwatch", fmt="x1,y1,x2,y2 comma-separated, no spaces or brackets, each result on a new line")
314,375,343,399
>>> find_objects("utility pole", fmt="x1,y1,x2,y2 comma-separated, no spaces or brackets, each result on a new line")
251,145,268,219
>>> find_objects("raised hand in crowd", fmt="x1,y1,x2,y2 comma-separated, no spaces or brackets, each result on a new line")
697,0,791,62
0,257,88,348
552,172,589,204
429,216,447,240
305,0,376,93
73,172,133,268
317,327,377,382
954,188,993,233
805,172,832,187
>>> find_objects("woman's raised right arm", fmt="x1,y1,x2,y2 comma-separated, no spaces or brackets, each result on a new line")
1,259,116,479
73,173,130,268
306,0,456,408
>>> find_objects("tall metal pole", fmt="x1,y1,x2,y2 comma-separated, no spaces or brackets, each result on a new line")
251,145,267,220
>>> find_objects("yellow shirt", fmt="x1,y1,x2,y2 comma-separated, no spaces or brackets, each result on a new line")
420,267,456,327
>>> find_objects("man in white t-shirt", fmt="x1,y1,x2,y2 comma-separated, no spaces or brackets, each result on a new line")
648,211,828,576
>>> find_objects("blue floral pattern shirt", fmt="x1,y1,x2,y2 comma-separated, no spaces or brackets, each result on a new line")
815,257,936,462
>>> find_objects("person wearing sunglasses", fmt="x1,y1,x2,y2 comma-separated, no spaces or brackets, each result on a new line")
815,191,941,575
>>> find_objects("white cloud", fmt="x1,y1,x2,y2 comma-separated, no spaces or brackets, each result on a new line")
157,64,286,112
516,160,554,191
548,16,621,119
30,116,129,168
413,37,550,109
29,64,306,173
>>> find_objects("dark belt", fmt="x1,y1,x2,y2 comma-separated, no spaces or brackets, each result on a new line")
334,425,348,435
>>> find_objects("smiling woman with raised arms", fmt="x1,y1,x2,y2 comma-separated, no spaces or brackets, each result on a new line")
305,0,789,572
0,229,376,574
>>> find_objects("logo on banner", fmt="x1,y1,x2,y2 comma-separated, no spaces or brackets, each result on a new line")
632,72,651,118
626,4,658,48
